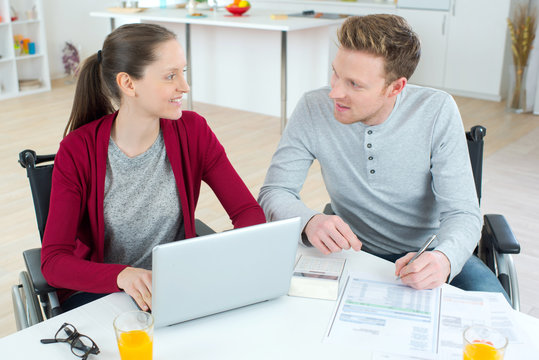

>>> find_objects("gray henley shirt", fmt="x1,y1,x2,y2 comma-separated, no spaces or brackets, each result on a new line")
258,85,482,280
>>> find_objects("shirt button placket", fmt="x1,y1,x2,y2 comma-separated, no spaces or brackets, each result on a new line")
366,129,375,175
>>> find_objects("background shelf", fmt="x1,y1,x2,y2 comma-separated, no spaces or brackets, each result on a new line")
0,0,49,100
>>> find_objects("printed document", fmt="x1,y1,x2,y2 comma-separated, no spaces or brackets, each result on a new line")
438,287,538,359
324,272,441,359
324,273,538,359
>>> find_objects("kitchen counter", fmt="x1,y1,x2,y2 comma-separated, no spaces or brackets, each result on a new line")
251,0,396,10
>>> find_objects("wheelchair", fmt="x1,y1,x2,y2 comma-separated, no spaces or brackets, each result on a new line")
321,126,521,310
11,150,215,330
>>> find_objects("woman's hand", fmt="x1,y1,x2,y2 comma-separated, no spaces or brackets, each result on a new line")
117,267,153,311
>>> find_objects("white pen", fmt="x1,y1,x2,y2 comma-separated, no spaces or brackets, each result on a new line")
396,234,437,280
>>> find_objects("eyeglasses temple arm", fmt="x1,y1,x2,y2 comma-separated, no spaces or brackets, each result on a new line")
40,338,59,344
71,337,100,355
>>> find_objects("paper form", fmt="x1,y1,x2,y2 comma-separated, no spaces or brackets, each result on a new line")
324,272,441,359
438,287,538,360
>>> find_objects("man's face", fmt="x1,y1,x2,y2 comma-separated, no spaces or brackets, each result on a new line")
329,48,399,126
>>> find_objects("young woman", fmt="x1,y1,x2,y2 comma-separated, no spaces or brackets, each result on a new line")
41,23,265,312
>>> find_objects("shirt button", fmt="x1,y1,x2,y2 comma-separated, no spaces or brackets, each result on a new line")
367,130,373,135
370,169,375,174
367,143,372,148
368,156,373,160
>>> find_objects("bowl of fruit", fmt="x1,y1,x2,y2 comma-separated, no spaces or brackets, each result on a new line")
225,0,250,16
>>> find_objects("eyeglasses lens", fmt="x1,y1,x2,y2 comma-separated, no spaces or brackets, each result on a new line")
56,323,77,341
71,335,96,357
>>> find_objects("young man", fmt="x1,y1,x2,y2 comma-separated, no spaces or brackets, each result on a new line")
258,14,507,296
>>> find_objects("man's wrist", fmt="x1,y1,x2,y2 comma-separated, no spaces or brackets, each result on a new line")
302,213,321,247
433,250,451,283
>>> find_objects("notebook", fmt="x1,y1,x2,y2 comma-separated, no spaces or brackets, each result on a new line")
151,217,300,327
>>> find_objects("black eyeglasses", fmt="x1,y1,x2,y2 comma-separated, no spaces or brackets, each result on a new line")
40,323,100,359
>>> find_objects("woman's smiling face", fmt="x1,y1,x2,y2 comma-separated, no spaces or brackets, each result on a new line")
130,39,190,120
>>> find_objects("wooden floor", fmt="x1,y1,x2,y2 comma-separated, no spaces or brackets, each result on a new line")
1,79,538,338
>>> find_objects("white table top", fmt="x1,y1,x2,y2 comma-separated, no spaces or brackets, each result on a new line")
2,248,538,359
90,8,345,32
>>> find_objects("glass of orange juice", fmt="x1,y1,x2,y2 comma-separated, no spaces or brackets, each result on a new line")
463,325,508,360
113,311,154,360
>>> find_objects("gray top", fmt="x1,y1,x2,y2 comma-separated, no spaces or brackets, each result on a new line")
103,131,184,270
258,85,481,280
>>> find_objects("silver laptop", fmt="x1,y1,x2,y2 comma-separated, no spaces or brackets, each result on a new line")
151,217,300,327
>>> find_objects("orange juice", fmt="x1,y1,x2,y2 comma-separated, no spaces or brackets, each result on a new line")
463,342,503,360
117,330,153,360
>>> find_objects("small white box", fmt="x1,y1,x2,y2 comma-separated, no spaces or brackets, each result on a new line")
288,255,346,301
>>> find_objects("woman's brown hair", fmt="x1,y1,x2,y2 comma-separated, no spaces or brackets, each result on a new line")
338,14,421,85
64,23,176,137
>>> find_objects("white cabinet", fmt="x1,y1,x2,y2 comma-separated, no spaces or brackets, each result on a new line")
254,0,512,102
398,0,450,11
0,0,50,100
397,9,448,88
248,1,514,103
397,1,512,101
444,0,511,101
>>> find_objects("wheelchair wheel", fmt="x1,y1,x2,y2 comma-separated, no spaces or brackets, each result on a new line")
12,271,43,330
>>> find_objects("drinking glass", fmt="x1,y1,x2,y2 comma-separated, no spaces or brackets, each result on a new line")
113,311,154,360
463,325,507,360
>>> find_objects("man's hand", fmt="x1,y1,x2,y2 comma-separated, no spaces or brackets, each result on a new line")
117,267,153,311
304,214,362,254
395,250,451,289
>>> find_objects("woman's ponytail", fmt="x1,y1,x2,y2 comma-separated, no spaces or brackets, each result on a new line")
63,53,114,137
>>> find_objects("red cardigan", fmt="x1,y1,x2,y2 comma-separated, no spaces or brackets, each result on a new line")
41,111,265,298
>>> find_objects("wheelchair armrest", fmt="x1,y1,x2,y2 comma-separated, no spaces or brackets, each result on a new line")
22,248,57,296
482,214,520,254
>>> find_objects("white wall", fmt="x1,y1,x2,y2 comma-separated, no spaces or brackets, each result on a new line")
43,1,112,79
525,1,539,113
42,0,176,79
528,25,538,113
513,0,539,112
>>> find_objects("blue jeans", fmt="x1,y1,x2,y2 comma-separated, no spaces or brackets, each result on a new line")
370,252,510,303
